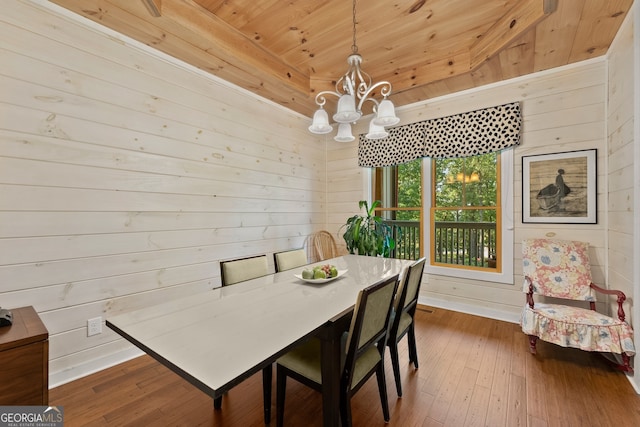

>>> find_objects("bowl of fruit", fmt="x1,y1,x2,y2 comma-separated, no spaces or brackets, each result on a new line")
294,264,347,284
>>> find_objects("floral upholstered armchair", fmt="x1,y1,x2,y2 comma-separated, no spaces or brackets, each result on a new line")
521,238,635,372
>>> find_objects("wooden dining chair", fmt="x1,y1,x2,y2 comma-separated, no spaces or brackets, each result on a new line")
218,254,272,423
275,274,399,427
309,230,339,262
274,249,308,272
387,257,426,397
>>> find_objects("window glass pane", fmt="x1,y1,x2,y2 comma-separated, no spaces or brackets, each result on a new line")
397,160,422,217
431,152,500,270
372,158,422,260
434,153,497,208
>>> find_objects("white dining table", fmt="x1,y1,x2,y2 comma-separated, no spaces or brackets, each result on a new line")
106,254,412,426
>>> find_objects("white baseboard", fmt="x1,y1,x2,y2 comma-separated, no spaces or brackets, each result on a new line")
418,296,521,324
49,347,143,389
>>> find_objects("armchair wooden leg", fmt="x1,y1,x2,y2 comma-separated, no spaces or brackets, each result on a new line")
621,353,634,374
528,335,538,354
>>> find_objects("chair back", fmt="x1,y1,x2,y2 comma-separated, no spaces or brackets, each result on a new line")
220,255,269,286
343,275,399,386
389,258,426,338
310,230,338,262
274,249,308,272
394,257,426,313
522,239,595,301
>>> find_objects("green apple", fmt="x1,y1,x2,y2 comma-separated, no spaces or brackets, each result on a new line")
330,266,338,277
302,269,314,279
313,269,327,279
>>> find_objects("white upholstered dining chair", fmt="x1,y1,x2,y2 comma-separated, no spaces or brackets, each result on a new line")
387,257,426,397
274,249,308,272
275,274,399,427
220,254,269,286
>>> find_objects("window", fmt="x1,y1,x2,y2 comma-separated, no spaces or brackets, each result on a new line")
372,158,422,260
372,150,513,284
431,152,500,271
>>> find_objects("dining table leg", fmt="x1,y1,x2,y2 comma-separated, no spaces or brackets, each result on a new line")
262,365,272,424
320,334,340,426
319,314,351,427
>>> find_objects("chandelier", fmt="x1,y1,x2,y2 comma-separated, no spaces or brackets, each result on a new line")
308,0,399,142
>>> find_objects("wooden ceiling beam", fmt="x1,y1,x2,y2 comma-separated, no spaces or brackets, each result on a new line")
162,0,310,96
469,0,557,70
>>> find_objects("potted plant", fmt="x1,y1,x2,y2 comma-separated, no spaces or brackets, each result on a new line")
340,200,396,257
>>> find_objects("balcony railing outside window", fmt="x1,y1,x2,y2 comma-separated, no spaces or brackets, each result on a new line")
384,219,421,260
380,218,497,267
433,221,497,267
377,208,421,260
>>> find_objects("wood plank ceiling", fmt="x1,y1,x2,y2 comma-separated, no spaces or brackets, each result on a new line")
49,0,633,118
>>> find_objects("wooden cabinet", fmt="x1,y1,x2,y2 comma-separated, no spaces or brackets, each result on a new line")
0,306,49,405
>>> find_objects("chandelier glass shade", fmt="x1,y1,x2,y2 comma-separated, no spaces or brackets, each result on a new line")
308,0,399,142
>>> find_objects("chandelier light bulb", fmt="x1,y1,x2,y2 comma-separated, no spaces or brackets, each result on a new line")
308,108,333,134
334,123,355,142
372,99,400,126
333,94,361,123
365,118,389,140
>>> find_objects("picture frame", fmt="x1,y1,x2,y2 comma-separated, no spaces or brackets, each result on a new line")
522,149,597,224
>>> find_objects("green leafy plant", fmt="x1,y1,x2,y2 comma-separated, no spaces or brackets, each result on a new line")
340,200,396,257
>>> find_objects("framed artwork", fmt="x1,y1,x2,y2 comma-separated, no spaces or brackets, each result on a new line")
522,149,597,224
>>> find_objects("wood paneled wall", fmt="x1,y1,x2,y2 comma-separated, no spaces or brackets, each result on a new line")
607,0,636,321
606,3,638,390
0,0,324,386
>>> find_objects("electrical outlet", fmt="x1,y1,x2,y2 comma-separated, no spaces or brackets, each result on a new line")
87,317,102,336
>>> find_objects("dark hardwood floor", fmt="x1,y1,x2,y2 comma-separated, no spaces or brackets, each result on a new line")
50,307,640,426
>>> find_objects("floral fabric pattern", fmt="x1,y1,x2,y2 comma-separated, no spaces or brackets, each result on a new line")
521,238,635,356
521,303,635,356
522,239,594,301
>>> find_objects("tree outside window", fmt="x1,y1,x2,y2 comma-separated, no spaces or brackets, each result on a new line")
432,152,500,270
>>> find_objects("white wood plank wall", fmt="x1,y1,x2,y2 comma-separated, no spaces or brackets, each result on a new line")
0,0,324,386
607,6,637,341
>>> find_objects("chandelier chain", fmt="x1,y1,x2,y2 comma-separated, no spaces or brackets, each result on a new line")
351,0,358,54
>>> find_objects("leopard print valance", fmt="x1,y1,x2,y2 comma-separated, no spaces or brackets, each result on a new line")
358,102,521,167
